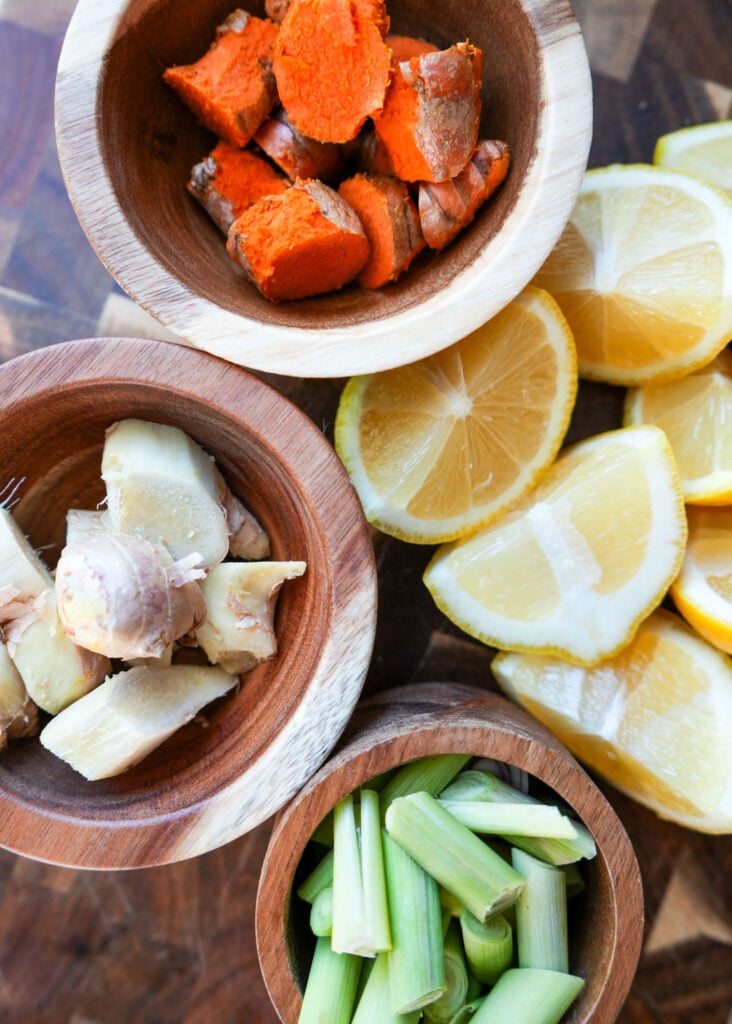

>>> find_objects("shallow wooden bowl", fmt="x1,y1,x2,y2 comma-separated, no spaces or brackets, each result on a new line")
257,683,644,1024
0,338,377,869
55,0,592,378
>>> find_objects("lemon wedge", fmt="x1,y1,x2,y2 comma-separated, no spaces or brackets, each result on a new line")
671,505,732,654
654,120,732,193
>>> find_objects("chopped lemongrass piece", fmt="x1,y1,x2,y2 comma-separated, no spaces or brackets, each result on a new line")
379,754,472,817
459,910,513,986
352,952,421,1024
383,831,446,1014
440,771,596,864
310,886,334,937
447,997,486,1024
439,885,465,918
473,758,530,794
561,862,585,900
331,794,368,955
385,792,525,922
297,848,334,904
360,790,392,952
469,967,584,1024
438,801,578,840
512,850,568,973
297,936,362,1024
423,919,470,1024
310,812,334,847
465,969,482,1003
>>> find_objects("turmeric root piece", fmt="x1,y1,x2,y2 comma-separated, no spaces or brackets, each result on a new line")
254,107,345,183
0,643,37,749
189,142,288,234
164,10,279,148
227,179,370,301
273,0,392,143
373,42,483,182
419,139,511,250
351,127,394,175
338,173,425,288
386,34,438,62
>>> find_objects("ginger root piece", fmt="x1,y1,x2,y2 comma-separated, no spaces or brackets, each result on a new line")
339,172,425,288
419,139,511,250
386,34,438,62
0,508,50,608
189,142,289,234
164,10,279,147
0,643,37,749
227,180,369,301
254,107,345,183
55,533,207,661
65,509,105,545
222,491,271,560
196,560,306,673
273,0,392,143
39,664,238,780
373,42,483,182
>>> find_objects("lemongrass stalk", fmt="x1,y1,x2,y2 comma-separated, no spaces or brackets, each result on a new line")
352,952,420,1024
385,792,524,922
459,910,513,985
439,800,578,840
360,789,392,952
466,970,483,1003
473,758,530,794
383,831,446,1014
379,754,472,818
310,885,333,937
561,862,585,900
311,811,334,847
331,794,369,955
440,886,465,918
298,936,362,1024
440,771,596,864
297,848,334,904
447,997,486,1024
512,849,568,973
468,967,584,1024
424,919,470,1024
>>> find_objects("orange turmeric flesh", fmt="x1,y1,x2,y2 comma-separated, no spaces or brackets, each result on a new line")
339,173,425,288
419,138,510,250
188,142,288,233
164,10,279,148
273,0,392,143
254,108,345,182
386,34,438,63
373,42,483,182
226,179,370,300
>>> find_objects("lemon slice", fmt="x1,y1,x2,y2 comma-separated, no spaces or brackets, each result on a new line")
533,164,732,385
492,609,732,833
334,286,577,543
671,505,732,654
424,425,686,665
625,348,732,504
654,120,732,193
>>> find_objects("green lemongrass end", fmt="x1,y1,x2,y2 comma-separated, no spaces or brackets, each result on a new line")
380,754,472,818
423,919,470,1024
469,967,584,1024
310,885,333,937
440,885,465,918
298,936,362,1024
439,800,578,840
459,910,513,985
383,831,446,1014
352,953,420,1024
297,847,334,904
562,862,586,899
385,792,524,922
447,997,486,1024
331,794,369,955
360,789,392,952
512,849,569,974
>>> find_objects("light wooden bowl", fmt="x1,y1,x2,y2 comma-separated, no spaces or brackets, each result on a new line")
0,338,377,869
55,0,592,378
256,683,644,1024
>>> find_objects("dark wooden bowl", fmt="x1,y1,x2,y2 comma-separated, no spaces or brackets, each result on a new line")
0,338,377,869
54,0,592,378
256,683,644,1024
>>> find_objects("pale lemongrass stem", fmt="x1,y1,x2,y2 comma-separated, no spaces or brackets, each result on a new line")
423,919,469,1024
351,952,420,1024
379,754,472,818
561,862,585,900
360,789,392,952
468,967,584,1024
310,811,334,847
331,795,368,955
459,910,513,985
439,886,465,918
297,848,334,904
439,800,578,840
447,997,486,1024
512,849,568,973
309,885,333,937
297,936,362,1024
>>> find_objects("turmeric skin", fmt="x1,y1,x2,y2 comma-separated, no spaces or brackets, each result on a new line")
386,34,438,62
419,139,511,250
265,0,290,21
164,10,279,148
339,173,425,288
226,179,370,301
254,107,345,182
373,42,483,182
351,126,394,175
273,0,392,143
188,142,288,234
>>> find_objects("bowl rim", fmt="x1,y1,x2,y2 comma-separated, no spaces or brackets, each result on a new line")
0,337,378,869
54,0,593,378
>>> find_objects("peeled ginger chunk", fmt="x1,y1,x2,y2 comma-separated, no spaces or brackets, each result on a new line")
40,664,238,779
196,560,306,673
0,507,53,617
0,643,37,749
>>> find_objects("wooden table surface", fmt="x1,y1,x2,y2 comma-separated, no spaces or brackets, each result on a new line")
0,1,731,1022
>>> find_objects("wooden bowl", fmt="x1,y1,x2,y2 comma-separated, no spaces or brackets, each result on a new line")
256,683,644,1024
0,338,377,869
54,0,592,378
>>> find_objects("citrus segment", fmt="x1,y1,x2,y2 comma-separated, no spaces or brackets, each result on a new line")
654,120,732,193
625,348,732,504
424,426,686,665
334,286,577,543
533,164,732,385
492,609,732,833
671,505,732,653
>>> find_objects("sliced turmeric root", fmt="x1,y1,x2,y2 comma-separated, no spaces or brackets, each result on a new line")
254,107,345,183
339,173,425,288
164,10,279,148
188,142,288,234
273,0,392,143
386,34,438,62
227,179,370,300
419,139,511,250
373,42,483,182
